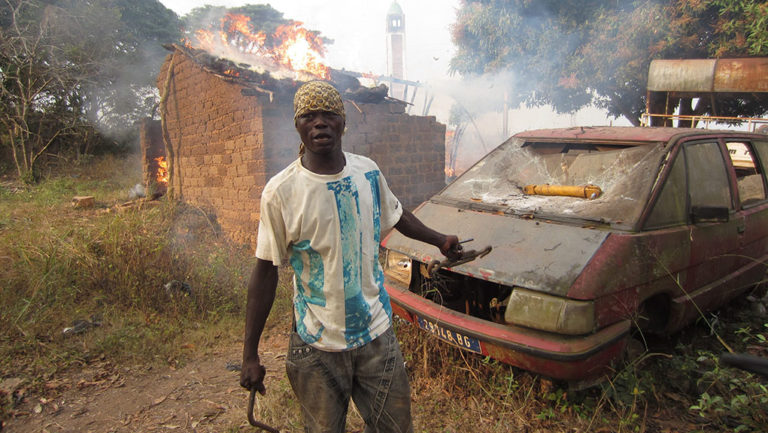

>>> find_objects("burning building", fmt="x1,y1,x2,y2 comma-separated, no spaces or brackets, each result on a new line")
141,17,446,249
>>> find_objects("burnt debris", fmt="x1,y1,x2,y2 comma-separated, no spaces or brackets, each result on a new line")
164,44,390,104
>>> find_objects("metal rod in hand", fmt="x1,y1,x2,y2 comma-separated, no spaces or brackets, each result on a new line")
248,389,280,433
427,246,492,277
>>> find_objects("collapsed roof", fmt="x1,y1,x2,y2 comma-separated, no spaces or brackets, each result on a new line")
162,43,392,104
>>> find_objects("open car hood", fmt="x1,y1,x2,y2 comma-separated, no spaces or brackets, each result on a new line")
383,201,610,297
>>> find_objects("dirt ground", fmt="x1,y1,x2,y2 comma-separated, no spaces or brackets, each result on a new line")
4,317,762,432
3,331,291,433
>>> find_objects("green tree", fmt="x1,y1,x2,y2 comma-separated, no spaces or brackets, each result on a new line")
451,0,768,126
649,0,768,124
709,0,768,56
63,0,181,148
575,1,668,123
0,0,82,181
0,0,181,180
118,0,181,44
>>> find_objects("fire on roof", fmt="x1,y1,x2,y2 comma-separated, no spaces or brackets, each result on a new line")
163,43,391,105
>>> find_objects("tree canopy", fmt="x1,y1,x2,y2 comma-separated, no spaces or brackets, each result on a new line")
181,3,330,50
183,4,290,35
0,0,181,181
450,0,768,125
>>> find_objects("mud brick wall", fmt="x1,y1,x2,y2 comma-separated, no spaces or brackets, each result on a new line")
344,103,446,209
147,49,446,249
156,52,267,247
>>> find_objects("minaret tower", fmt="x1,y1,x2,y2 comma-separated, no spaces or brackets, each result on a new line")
386,1,406,99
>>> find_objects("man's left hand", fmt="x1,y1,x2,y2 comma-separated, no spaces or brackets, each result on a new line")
439,235,462,260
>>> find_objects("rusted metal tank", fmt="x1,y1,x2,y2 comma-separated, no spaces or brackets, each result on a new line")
648,58,768,93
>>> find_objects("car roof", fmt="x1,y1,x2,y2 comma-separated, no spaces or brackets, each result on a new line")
512,126,735,145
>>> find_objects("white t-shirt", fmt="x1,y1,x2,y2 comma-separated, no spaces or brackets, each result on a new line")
255,152,404,351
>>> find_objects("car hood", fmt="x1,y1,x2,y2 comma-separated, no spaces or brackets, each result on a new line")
382,201,610,297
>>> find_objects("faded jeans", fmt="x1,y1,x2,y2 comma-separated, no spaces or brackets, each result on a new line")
285,326,414,433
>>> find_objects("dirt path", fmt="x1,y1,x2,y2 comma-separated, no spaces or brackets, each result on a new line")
4,332,290,433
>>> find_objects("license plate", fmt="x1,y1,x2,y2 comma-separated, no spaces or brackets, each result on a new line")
416,316,482,354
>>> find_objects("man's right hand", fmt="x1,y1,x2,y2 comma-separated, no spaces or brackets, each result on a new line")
240,357,267,395
241,260,278,395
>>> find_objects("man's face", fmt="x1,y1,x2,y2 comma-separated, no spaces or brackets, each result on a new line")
295,110,345,155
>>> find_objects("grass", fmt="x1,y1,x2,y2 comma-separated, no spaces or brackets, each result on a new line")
393,300,768,433
392,261,768,431
1,154,767,432
0,155,281,421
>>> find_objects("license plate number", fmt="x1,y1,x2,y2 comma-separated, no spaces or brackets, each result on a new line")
416,316,482,354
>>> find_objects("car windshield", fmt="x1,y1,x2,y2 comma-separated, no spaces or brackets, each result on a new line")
439,137,667,228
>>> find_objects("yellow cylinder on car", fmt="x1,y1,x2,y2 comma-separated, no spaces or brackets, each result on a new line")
522,184,602,199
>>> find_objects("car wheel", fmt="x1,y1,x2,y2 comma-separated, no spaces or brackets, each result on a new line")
635,294,670,335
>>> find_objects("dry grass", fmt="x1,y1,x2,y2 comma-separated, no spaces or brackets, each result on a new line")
392,297,768,433
0,154,262,386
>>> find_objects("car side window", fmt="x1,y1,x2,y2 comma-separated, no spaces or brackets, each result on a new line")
725,141,766,207
685,141,732,210
645,150,687,229
751,141,768,166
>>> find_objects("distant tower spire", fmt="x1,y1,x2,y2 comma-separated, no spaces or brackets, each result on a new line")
386,1,406,99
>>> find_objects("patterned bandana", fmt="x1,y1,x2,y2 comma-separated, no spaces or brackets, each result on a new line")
293,81,345,121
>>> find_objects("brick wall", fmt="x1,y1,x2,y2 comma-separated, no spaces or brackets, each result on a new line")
156,52,267,247
343,102,446,209
146,49,446,249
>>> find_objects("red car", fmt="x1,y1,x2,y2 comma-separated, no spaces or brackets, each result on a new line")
382,127,768,384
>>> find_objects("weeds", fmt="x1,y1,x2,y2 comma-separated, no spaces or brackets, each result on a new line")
0,156,255,399
690,360,768,431
393,290,768,433
397,321,583,431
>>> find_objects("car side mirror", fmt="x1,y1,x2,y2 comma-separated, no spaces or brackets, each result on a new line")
691,205,729,223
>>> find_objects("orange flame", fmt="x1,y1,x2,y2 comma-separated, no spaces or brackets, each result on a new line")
155,157,169,185
185,13,330,80
193,29,216,49
272,23,329,78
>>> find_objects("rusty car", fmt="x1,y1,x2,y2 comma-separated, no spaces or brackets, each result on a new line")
381,126,768,383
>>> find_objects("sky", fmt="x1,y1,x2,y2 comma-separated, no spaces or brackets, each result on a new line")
157,0,627,168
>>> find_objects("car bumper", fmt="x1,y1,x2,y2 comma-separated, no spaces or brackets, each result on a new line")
385,278,631,382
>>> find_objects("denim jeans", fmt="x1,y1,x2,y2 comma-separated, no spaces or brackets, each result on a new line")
285,326,414,433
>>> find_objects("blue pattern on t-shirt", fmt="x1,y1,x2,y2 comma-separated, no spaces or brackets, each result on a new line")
364,170,392,319
327,176,373,347
290,240,325,343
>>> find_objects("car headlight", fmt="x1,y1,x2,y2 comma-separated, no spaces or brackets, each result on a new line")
383,250,412,285
504,287,595,335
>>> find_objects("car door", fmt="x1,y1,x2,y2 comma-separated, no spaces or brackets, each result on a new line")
672,138,745,324
727,138,768,286
681,139,742,297
642,137,761,331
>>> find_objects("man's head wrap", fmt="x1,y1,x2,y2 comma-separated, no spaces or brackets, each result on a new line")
293,81,345,121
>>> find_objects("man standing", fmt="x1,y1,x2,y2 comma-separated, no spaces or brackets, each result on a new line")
240,81,461,433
